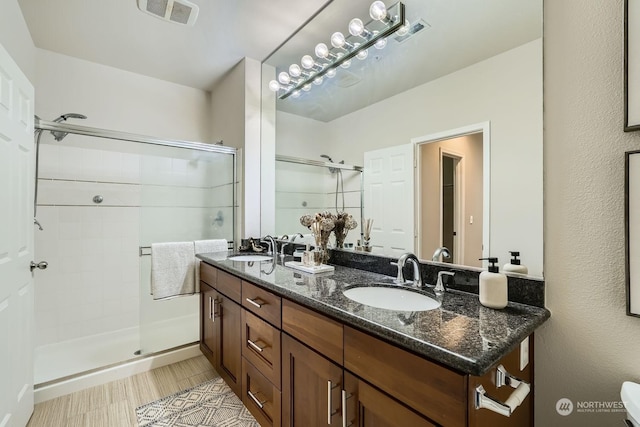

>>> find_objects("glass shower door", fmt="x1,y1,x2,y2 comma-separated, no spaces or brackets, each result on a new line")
138,145,235,356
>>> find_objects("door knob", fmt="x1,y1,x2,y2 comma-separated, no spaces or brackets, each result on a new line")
30,261,48,272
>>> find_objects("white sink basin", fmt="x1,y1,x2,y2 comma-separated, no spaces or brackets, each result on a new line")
343,286,441,311
228,254,273,262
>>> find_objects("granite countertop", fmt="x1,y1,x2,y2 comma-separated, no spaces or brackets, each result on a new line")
197,252,550,376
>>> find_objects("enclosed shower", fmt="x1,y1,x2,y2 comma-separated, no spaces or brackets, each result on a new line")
274,154,363,245
32,117,236,386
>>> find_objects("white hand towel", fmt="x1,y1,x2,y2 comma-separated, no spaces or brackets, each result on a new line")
194,239,228,291
151,241,195,300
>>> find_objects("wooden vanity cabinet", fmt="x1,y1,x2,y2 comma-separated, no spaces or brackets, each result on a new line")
240,280,283,427
282,334,343,427
343,372,436,427
200,263,534,427
199,263,242,397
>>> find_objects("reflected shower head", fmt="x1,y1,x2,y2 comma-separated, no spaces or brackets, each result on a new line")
51,113,87,141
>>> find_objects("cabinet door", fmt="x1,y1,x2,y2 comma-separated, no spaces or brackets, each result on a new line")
282,334,343,427
217,292,242,397
344,372,436,427
200,282,217,367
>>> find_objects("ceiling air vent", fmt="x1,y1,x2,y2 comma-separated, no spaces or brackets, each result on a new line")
137,0,199,26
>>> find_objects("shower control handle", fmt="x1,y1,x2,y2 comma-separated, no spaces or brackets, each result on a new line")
30,261,48,272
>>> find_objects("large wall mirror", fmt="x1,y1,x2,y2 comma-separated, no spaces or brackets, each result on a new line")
261,0,543,278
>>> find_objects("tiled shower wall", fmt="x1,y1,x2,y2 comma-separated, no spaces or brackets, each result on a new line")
33,134,234,348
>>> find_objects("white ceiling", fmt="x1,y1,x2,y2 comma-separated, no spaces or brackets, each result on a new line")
18,0,331,91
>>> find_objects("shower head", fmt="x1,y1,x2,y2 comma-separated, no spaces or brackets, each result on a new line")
52,113,87,123
320,154,334,163
51,113,87,141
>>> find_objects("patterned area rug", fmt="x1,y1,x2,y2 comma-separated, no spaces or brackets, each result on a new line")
136,377,259,426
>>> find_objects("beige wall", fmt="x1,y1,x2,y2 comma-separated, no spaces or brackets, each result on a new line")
538,0,640,425
419,134,483,266
36,49,211,141
211,58,264,239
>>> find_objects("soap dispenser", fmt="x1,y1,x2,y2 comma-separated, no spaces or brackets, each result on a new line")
478,257,508,309
503,251,528,274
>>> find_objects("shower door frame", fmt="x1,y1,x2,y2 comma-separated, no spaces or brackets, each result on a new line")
36,117,238,352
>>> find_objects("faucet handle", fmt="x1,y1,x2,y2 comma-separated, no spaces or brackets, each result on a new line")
435,271,455,293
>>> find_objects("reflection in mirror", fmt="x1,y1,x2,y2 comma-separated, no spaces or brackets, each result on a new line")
263,0,543,278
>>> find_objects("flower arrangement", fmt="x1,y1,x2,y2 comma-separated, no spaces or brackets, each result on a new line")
333,212,358,248
300,211,336,263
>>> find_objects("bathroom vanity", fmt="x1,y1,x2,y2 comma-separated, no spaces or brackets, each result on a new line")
198,254,549,427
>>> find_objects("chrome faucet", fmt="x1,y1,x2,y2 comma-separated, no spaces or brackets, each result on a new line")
260,235,276,256
280,233,304,258
393,252,421,287
432,247,451,262
435,271,455,294
406,258,423,288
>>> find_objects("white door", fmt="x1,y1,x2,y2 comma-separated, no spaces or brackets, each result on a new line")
0,43,35,426
363,144,414,257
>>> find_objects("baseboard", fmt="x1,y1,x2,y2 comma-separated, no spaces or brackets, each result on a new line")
34,343,201,403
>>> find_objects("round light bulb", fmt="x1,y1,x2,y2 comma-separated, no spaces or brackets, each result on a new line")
331,32,346,48
289,64,302,77
301,55,315,70
369,1,387,21
313,76,324,85
291,90,301,98
397,19,410,37
278,72,291,85
268,80,280,92
341,59,352,69
373,31,387,50
315,43,329,59
356,46,369,60
349,18,365,37
302,84,311,92
326,68,337,78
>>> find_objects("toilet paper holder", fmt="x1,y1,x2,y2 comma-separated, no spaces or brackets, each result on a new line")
475,364,531,417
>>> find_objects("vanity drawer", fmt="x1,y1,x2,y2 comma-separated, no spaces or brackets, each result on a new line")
242,281,282,328
242,309,281,388
216,269,241,304
282,299,343,365
242,357,282,427
344,326,467,427
200,262,217,287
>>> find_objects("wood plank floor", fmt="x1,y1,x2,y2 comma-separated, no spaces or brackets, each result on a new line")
27,355,217,427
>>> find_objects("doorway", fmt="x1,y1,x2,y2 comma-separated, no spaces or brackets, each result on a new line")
441,153,461,263
414,124,487,268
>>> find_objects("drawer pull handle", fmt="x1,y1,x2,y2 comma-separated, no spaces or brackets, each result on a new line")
246,297,265,308
247,390,266,409
247,339,266,353
208,296,212,320
212,298,219,322
475,382,530,417
341,390,353,427
327,380,340,425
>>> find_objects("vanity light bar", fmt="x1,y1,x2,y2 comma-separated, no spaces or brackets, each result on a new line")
270,1,407,100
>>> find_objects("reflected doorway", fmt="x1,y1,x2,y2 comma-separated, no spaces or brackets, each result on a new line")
416,129,485,267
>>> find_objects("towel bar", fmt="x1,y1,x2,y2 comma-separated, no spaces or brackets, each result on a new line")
139,241,234,257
